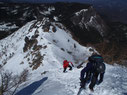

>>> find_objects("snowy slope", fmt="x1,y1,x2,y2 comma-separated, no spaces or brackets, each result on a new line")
0,18,92,94
15,64,127,95
0,17,92,72
0,18,127,95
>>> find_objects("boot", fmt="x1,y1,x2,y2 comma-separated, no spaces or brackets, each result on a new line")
89,87,94,92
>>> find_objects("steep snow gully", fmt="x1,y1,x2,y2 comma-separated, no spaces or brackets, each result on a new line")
0,19,127,95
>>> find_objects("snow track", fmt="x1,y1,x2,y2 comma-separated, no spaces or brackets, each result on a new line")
31,64,127,95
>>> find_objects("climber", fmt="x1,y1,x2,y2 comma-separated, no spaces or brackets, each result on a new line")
80,53,106,91
63,60,74,72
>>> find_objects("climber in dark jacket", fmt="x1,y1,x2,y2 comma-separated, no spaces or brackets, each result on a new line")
80,53,106,91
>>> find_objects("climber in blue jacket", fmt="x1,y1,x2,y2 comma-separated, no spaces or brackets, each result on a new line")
80,53,106,91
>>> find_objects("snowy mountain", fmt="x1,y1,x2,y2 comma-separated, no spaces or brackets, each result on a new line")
0,17,92,71
71,6,109,37
0,16,92,94
1,0,127,24
0,2,127,95
0,15,127,95
0,2,109,44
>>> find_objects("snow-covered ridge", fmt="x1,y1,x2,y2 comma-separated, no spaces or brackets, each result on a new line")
0,17,93,94
0,17,127,95
0,18,92,73
75,9,88,16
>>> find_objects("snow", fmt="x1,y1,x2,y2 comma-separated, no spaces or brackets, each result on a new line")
11,9,18,14
73,7,106,37
15,64,127,95
0,23,18,31
53,16,58,21
89,16,94,23
40,7,55,15
75,9,88,16
0,18,127,95
23,11,28,17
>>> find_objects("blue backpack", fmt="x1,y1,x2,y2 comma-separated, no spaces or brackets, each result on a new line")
89,55,106,73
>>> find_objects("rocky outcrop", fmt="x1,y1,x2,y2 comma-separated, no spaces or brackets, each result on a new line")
49,2,110,44
71,6,109,37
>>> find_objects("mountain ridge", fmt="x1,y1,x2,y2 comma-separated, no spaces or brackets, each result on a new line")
0,2,127,95
0,2,109,45
0,17,92,72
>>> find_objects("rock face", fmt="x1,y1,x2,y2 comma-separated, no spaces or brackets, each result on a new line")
0,2,109,44
71,6,109,37
49,3,109,44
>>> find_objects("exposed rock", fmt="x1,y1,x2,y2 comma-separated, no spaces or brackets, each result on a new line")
23,36,38,52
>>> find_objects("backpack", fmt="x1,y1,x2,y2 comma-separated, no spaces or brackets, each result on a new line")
89,55,105,73
93,62,106,73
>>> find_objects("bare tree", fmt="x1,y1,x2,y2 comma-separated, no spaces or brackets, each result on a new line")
0,68,29,95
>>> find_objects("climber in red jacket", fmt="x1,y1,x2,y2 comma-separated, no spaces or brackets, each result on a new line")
63,60,74,72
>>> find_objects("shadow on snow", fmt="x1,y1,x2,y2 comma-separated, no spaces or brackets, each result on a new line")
15,77,48,95
123,93,127,95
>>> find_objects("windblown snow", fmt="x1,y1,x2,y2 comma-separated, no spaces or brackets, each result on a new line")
0,18,127,95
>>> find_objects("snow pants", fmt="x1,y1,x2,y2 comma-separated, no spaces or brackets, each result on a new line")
63,65,72,72
82,72,99,90
89,73,99,90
